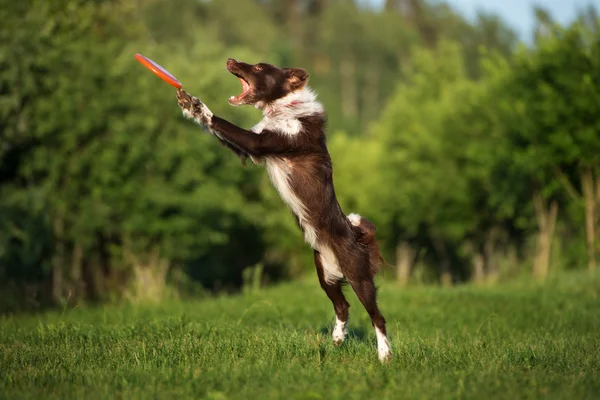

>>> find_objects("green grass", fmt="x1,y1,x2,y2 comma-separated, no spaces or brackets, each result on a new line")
1,273,599,400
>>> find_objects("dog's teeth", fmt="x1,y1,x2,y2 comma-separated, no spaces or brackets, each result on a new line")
229,96,234,100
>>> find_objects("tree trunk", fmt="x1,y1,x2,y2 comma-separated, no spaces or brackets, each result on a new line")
51,216,65,304
51,264,63,304
83,261,104,302
596,167,600,265
395,241,414,286
532,191,558,280
340,58,357,119
484,226,500,283
124,242,170,303
308,0,327,16
70,243,84,300
581,167,597,272
432,237,452,286
362,65,379,133
472,252,485,284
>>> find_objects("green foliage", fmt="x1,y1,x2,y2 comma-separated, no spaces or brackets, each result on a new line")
1,272,599,399
339,19,600,283
361,41,500,279
0,0,271,301
509,24,600,172
1,0,600,306
373,41,472,238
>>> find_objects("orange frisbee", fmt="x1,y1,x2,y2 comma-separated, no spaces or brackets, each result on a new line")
135,53,182,89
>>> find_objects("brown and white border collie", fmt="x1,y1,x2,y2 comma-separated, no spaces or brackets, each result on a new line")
176,58,392,362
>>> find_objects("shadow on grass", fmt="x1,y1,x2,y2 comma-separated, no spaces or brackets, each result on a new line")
318,325,371,343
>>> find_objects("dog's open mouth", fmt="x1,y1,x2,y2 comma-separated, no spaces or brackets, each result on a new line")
229,74,252,105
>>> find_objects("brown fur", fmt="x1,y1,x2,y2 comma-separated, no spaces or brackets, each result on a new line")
176,59,391,360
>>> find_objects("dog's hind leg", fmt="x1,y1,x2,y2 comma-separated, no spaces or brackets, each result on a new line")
348,275,392,362
314,250,349,345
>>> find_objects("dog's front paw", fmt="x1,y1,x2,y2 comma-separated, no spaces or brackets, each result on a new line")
176,89,201,116
176,89,213,125
176,89,194,109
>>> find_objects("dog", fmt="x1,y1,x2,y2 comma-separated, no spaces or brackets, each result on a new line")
176,58,391,362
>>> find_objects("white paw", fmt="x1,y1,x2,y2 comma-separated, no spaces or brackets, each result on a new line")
377,338,392,362
375,327,392,363
332,316,347,346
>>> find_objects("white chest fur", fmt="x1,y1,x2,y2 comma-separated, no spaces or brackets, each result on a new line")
251,87,324,136
252,116,301,136
264,157,318,248
264,157,342,283
256,88,343,282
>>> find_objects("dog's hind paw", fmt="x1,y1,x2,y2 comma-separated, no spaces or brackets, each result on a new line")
378,345,392,363
376,327,392,363
332,330,347,346
332,316,347,346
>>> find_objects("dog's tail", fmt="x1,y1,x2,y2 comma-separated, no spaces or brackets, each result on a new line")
347,213,385,276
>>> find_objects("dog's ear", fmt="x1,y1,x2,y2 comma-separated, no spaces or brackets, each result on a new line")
285,68,309,91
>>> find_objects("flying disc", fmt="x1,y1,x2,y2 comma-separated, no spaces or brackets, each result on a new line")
135,53,182,89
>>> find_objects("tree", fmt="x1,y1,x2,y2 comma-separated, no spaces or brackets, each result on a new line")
503,23,600,273
367,41,478,285
0,0,270,306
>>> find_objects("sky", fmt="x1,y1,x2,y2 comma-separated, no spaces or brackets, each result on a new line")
362,0,600,42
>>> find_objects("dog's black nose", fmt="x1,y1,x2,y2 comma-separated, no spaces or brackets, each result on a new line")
227,58,239,68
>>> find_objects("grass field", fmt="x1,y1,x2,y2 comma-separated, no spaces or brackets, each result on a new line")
1,272,599,399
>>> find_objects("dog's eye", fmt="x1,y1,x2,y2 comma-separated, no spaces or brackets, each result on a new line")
253,65,263,72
